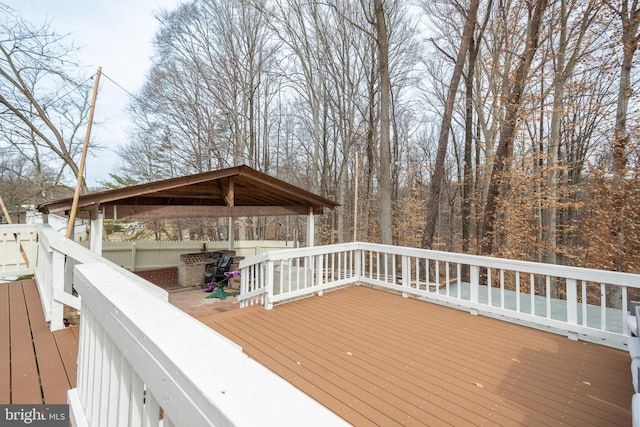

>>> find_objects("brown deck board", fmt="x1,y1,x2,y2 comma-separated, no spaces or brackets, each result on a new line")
1,279,79,404
293,292,623,425
9,281,42,403
53,327,79,388
22,280,71,404
267,298,542,426
0,282,10,403
199,285,633,426
262,301,532,425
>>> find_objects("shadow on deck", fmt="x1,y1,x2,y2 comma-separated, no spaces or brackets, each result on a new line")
0,279,78,404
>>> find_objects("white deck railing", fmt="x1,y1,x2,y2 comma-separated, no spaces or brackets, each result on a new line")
3,223,638,425
70,263,345,427
239,242,640,348
0,223,346,427
34,224,168,330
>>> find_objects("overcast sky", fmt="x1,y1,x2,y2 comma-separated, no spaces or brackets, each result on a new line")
4,0,184,187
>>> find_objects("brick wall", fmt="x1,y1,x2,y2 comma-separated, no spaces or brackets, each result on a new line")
133,267,178,289
178,250,236,287
178,261,211,288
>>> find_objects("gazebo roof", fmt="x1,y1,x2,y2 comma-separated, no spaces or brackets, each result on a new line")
37,165,338,220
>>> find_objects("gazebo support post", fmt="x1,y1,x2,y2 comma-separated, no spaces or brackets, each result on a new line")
307,208,315,247
90,209,104,255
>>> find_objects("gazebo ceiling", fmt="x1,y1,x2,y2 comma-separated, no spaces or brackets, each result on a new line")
37,165,338,220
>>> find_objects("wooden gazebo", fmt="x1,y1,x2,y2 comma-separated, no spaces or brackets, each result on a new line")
37,165,338,253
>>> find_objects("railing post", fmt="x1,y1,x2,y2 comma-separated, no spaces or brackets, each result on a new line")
566,278,578,340
401,256,409,298
354,248,362,282
64,256,74,297
34,231,52,320
265,260,274,310
89,211,104,255
470,265,480,316
315,254,324,295
240,266,248,308
50,249,66,331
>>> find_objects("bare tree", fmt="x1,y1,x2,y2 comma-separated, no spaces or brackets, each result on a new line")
421,0,481,250
608,0,640,306
462,0,493,254
372,0,394,246
611,0,640,176
481,0,549,255
124,0,278,177
0,8,94,197
544,0,600,265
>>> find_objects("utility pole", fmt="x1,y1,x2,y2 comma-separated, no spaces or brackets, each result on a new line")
66,66,102,239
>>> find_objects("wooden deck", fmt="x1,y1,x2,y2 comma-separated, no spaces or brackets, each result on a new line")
0,279,78,404
199,285,633,426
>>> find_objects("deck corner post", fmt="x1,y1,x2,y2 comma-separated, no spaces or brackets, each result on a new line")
470,265,480,303
315,254,323,288
50,249,66,331
265,260,274,310
401,255,410,292
354,247,362,280
89,210,104,255
566,278,578,326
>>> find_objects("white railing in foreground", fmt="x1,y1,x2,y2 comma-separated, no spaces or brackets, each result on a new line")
0,224,37,279
0,223,345,426
34,224,168,330
0,223,168,331
239,242,640,348
70,263,347,427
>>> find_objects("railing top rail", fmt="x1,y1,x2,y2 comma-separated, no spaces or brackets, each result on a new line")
0,223,38,233
38,223,168,301
356,242,640,286
239,241,640,288
239,242,360,269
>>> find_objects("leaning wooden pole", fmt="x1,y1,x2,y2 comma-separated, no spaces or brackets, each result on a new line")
0,194,30,267
66,66,102,239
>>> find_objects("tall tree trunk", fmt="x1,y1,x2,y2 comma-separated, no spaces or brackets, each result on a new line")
462,0,492,254
422,0,481,250
545,0,597,266
462,36,476,255
610,0,640,307
374,0,393,246
481,0,549,255
613,0,639,173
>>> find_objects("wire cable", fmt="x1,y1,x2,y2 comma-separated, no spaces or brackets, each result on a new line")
43,74,95,107
101,72,145,105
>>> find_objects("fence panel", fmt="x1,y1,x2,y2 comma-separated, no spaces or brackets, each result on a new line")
0,224,37,279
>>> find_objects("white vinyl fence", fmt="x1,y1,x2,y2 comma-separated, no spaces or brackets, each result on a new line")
95,240,294,271
0,224,37,279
